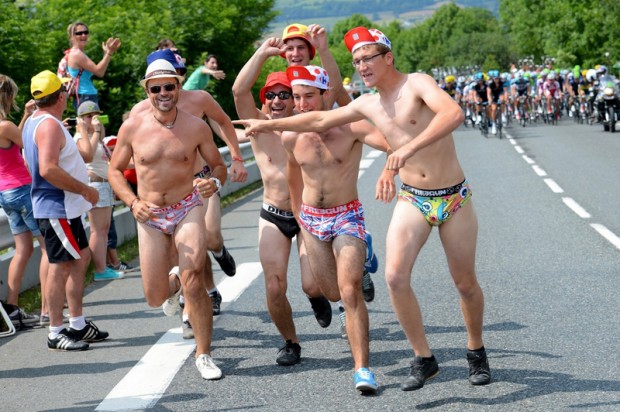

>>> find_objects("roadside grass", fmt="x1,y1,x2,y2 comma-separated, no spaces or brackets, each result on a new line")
13,181,264,316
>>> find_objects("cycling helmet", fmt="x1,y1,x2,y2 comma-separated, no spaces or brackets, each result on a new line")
561,69,569,76
515,71,523,80
586,69,597,82
457,76,466,84
541,68,550,76
474,72,484,81
500,72,509,81
596,65,607,75
488,70,499,78
548,71,556,80
445,75,455,83
523,73,530,80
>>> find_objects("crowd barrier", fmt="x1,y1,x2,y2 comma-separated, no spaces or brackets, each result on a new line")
0,143,260,300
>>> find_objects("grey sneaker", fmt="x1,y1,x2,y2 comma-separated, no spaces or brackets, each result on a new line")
276,340,301,366
47,329,89,352
361,270,375,302
7,305,40,327
196,354,222,380
338,307,347,339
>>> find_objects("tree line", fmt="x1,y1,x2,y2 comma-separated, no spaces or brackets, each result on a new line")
1,0,618,136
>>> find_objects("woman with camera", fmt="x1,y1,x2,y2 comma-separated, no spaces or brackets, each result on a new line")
73,101,122,281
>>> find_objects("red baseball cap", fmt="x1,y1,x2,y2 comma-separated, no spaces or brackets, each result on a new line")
260,72,292,104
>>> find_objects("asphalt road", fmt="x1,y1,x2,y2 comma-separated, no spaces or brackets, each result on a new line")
1,118,619,412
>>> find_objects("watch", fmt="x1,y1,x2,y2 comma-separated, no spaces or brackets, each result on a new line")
209,177,222,193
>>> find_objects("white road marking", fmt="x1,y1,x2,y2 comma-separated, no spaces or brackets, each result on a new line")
532,165,547,176
367,150,383,158
96,262,264,411
543,178,564,193
514,145,524,154
359,159,374,170
522,155,535,164
590,224,620,250
562,197,591,219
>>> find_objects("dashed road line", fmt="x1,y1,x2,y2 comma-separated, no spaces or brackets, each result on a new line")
505,131,618,250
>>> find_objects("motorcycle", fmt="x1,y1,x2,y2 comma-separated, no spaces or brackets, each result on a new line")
597,75,620,132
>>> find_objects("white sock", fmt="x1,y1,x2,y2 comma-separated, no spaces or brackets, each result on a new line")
49,325,64,339
211,248,223,258
69,316,86,330
208,288,218,295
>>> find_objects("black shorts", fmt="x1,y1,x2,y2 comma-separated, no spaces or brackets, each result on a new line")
260,204,300,239
37,217,89,263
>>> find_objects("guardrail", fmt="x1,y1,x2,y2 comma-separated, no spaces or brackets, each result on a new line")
0,143,260,300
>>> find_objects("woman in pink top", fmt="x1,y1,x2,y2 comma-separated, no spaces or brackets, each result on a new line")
0,74,49,326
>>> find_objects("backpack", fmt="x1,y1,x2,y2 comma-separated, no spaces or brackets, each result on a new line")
57,49,83,102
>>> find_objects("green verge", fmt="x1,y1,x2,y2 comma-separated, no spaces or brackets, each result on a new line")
15,180,264,315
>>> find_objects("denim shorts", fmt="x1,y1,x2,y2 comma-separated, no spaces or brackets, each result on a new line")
90,181,114,208
0,184,41,236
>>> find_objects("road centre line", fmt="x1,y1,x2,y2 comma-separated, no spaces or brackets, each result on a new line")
514,145,524,154
562,197,591,219
96,262,264,411
590,224,620,250
532,165,547,176
543,178,564,193
522,155,535,164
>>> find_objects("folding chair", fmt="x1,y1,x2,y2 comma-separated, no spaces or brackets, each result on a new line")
0,303,16,338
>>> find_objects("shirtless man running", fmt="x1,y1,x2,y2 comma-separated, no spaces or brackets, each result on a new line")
130,49,247,331
235,65,392,394
232,38,333,366
108,59,227,380
236,27,491,391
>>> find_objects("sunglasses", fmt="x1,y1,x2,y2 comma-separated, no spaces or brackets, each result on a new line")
74,30,89,36
148,83,177,94
264,91,292,100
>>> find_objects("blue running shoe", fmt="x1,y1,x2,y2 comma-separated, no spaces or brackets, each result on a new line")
364,232,378,274
354,367,378,394
94,267,124,282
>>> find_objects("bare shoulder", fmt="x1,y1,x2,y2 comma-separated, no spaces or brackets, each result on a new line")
349,92,380,114
129,98,149,117
408,72,441,91
281,130,299,149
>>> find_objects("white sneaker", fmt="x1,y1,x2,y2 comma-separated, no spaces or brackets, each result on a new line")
196,354,222,380
162,266,182,316
491,124,497,135
476,115,482,124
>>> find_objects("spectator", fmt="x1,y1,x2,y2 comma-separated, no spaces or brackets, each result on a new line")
102,135,137,272
64,21,121,108
73,101,123,281
183,54,225,91
22,70,109,351
0,74,47,327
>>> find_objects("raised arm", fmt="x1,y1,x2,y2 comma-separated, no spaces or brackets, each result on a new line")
306,24,351,108
232,37,284,121
70,37,121,78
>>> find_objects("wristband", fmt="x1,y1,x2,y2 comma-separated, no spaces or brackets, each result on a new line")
232,156,243,163
129,197,140,211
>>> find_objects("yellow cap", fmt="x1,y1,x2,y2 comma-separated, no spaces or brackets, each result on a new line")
31,70,70,99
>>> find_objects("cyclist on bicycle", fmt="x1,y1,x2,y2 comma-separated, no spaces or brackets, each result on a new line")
542,71,562,117
486,70,505,135
440,75,457,99
511,71,530,120
472,72,489,126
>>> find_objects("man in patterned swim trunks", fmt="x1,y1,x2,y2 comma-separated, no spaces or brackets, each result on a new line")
236,27,491,391
235,64,393,394
108,59,228,381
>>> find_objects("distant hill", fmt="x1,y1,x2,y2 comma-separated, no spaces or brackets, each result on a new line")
272,0,498,30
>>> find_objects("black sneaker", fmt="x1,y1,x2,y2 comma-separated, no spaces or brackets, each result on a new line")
401,355,440,391
213,246,236,277
68,320,109,342
308,296,332,328
48,329,90,351
361,270,375,302
276,340,301,366
210,290,222,316
467,347,491,385
6,304,40,327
